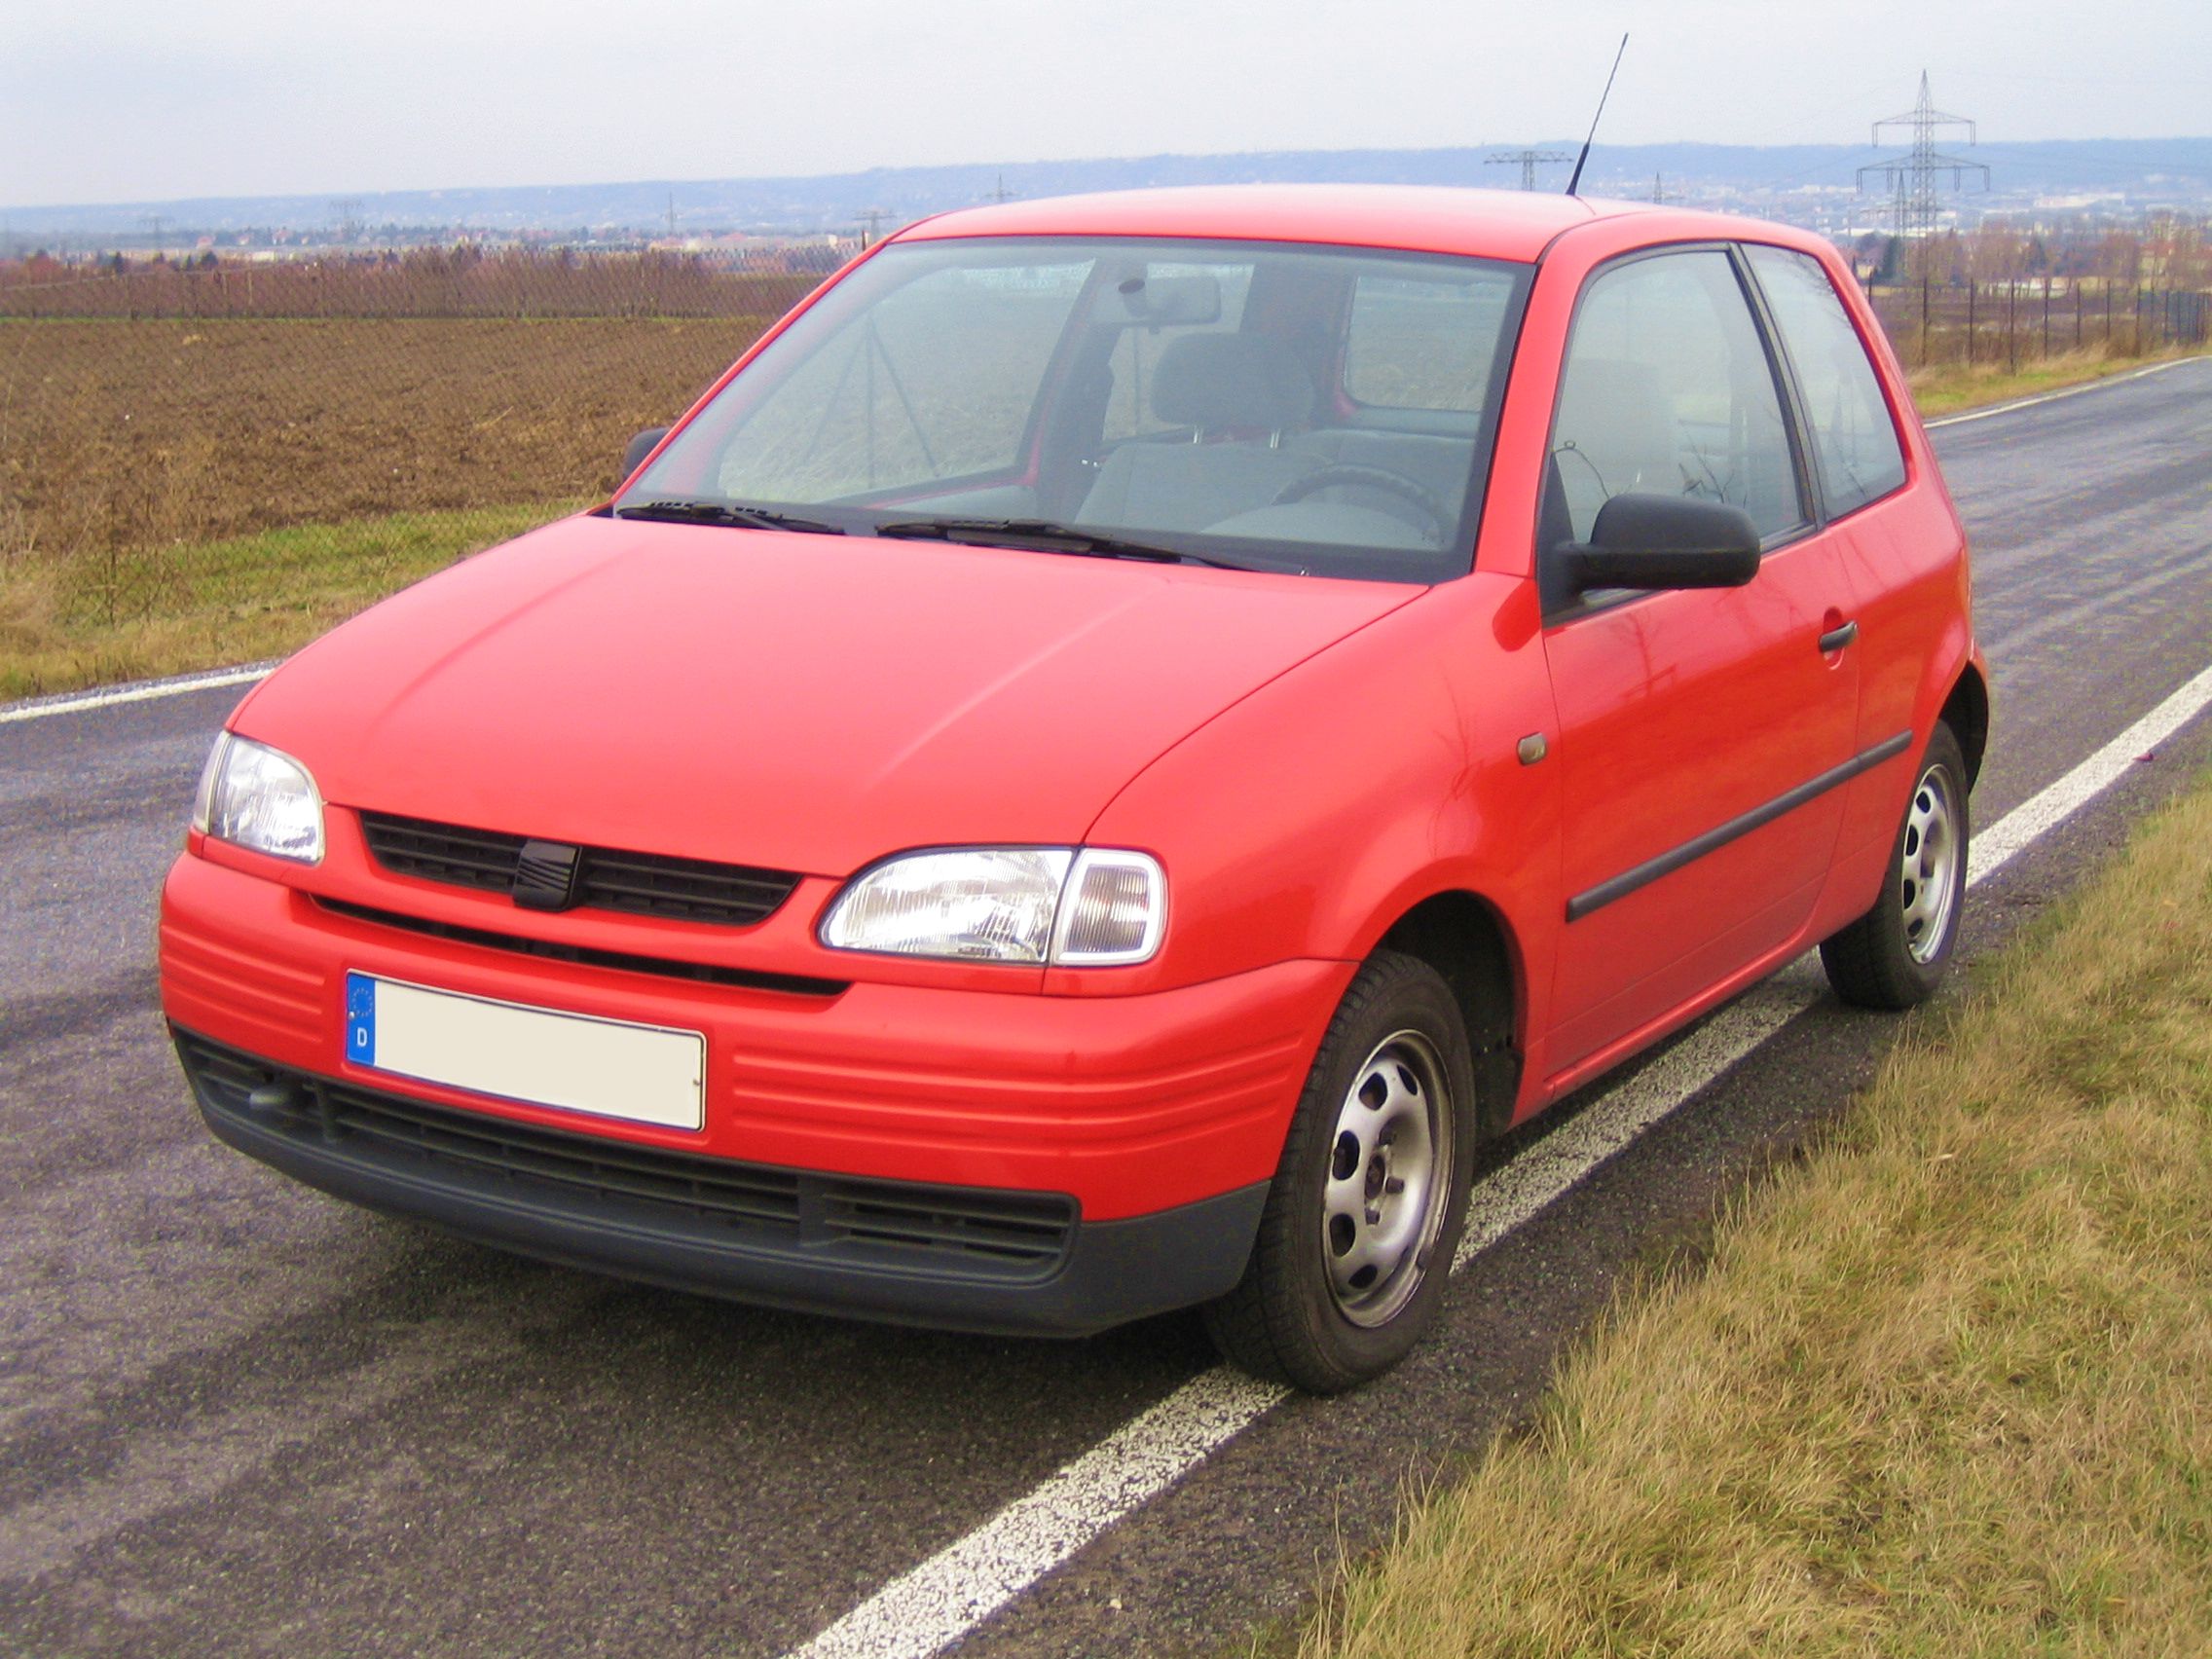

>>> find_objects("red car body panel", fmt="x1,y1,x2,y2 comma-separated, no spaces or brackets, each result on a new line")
161,186,1985,1333
898,184,1604,263
228,521,1418,885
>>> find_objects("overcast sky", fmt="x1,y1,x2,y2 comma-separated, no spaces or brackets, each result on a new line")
4,0,2208,208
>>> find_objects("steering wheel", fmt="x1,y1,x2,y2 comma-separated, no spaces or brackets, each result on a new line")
1272,463,1451,545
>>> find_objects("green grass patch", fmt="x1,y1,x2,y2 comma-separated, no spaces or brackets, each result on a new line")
1,498,582,699
1304,770,2212,1658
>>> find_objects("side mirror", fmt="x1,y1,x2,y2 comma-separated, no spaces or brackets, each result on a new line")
622,426,670,479
1555,494,1761,595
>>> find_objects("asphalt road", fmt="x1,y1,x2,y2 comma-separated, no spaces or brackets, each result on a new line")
3,360,2209,1659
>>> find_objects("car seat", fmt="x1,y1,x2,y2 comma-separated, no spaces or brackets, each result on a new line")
1075,332,1324,535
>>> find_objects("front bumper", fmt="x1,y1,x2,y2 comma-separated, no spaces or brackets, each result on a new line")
176,1028,1267,1336
161,851,1349,1331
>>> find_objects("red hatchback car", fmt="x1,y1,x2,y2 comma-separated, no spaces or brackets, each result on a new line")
164,187,1985,1390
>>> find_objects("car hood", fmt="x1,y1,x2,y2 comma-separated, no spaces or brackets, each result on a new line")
235,514,1420,874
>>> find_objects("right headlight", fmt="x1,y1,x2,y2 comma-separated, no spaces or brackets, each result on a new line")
191,733,325,865
821,846,1165,967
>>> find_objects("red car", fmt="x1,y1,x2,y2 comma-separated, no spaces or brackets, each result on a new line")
163,187,1984,1391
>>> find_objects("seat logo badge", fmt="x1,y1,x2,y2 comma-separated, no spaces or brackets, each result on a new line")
512,840,583,911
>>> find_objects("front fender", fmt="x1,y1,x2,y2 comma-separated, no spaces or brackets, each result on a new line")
1067,574,1564,1065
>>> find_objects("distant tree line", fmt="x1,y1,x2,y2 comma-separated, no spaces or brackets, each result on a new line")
0,245,830,319
1860,217,2210,368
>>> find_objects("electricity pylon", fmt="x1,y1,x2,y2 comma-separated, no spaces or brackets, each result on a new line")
1858,72,1988,241
1486,149,1572,192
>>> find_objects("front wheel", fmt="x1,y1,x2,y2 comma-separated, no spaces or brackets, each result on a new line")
1203,951,1478,1393
1821,721,1971,1009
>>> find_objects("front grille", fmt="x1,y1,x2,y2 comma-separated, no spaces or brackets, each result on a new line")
178,1033,1075,1281
314,898,847,997
358,811,801,928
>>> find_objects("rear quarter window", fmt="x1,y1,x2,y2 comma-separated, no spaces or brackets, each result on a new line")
1746,245,1909,518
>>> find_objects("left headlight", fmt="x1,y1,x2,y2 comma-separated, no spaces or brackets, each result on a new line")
821,847,1165,967
192,733,325,865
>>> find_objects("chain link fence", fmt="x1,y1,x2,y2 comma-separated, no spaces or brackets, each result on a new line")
1869,276,2209,368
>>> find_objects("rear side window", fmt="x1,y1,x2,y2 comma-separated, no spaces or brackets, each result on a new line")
1546,249,1804,547
1746,246,1908,518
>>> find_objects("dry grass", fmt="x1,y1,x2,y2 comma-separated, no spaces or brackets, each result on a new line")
1905,344,2202,417
1305,775,2212,1658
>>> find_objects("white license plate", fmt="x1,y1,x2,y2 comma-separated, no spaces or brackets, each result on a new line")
344,972,705,1131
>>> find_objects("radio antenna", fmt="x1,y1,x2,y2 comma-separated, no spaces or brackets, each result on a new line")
1565,33,1630,197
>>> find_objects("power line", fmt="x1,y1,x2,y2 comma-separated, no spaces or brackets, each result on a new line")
1857,72,1988,240
1486,149,1573,192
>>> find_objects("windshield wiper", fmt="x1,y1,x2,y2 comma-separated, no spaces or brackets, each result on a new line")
870,517,1252,570
613,499,846,535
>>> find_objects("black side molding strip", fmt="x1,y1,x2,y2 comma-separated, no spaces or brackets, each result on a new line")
1567,728,1915,923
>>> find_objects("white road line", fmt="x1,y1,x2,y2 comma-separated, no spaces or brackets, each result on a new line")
1924,351,2208,428
1972,660,2212,879
789,1371,1289,1659
784,662,2212,1659
1454,970,1823,1272
0,663,273,725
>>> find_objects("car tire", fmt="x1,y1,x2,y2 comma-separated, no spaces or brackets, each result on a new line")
1821,720,1971,1010
1202,950,1479,1393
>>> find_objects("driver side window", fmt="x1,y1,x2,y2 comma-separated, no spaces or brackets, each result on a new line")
1544,250,1804,550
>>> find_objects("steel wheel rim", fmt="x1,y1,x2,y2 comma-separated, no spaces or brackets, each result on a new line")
1899,762,1961,966
1320,1029,1453,1328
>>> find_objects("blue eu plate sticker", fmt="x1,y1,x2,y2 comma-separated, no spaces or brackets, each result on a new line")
345,973,378,1066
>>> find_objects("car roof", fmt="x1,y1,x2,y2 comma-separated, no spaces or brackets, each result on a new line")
891,184,1802,265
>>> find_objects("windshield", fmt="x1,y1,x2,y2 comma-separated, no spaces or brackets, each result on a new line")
617,236,1532,583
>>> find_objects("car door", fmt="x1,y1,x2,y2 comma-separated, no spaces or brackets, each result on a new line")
1740,242,1955,868
1537,245,1862,1077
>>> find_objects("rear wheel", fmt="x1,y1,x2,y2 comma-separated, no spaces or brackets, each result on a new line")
1821,721,1970,1009
1203,951,1478,1393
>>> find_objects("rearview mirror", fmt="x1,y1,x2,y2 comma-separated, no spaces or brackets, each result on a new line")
1116,273,1222,327
622,426,670,479
1555,494,1761,595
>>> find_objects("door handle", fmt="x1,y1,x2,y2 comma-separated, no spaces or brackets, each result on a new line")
1818,619,1860,653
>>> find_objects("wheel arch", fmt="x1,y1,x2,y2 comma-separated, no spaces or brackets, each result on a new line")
1373,890,1524,1139
1939,660,1990,786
